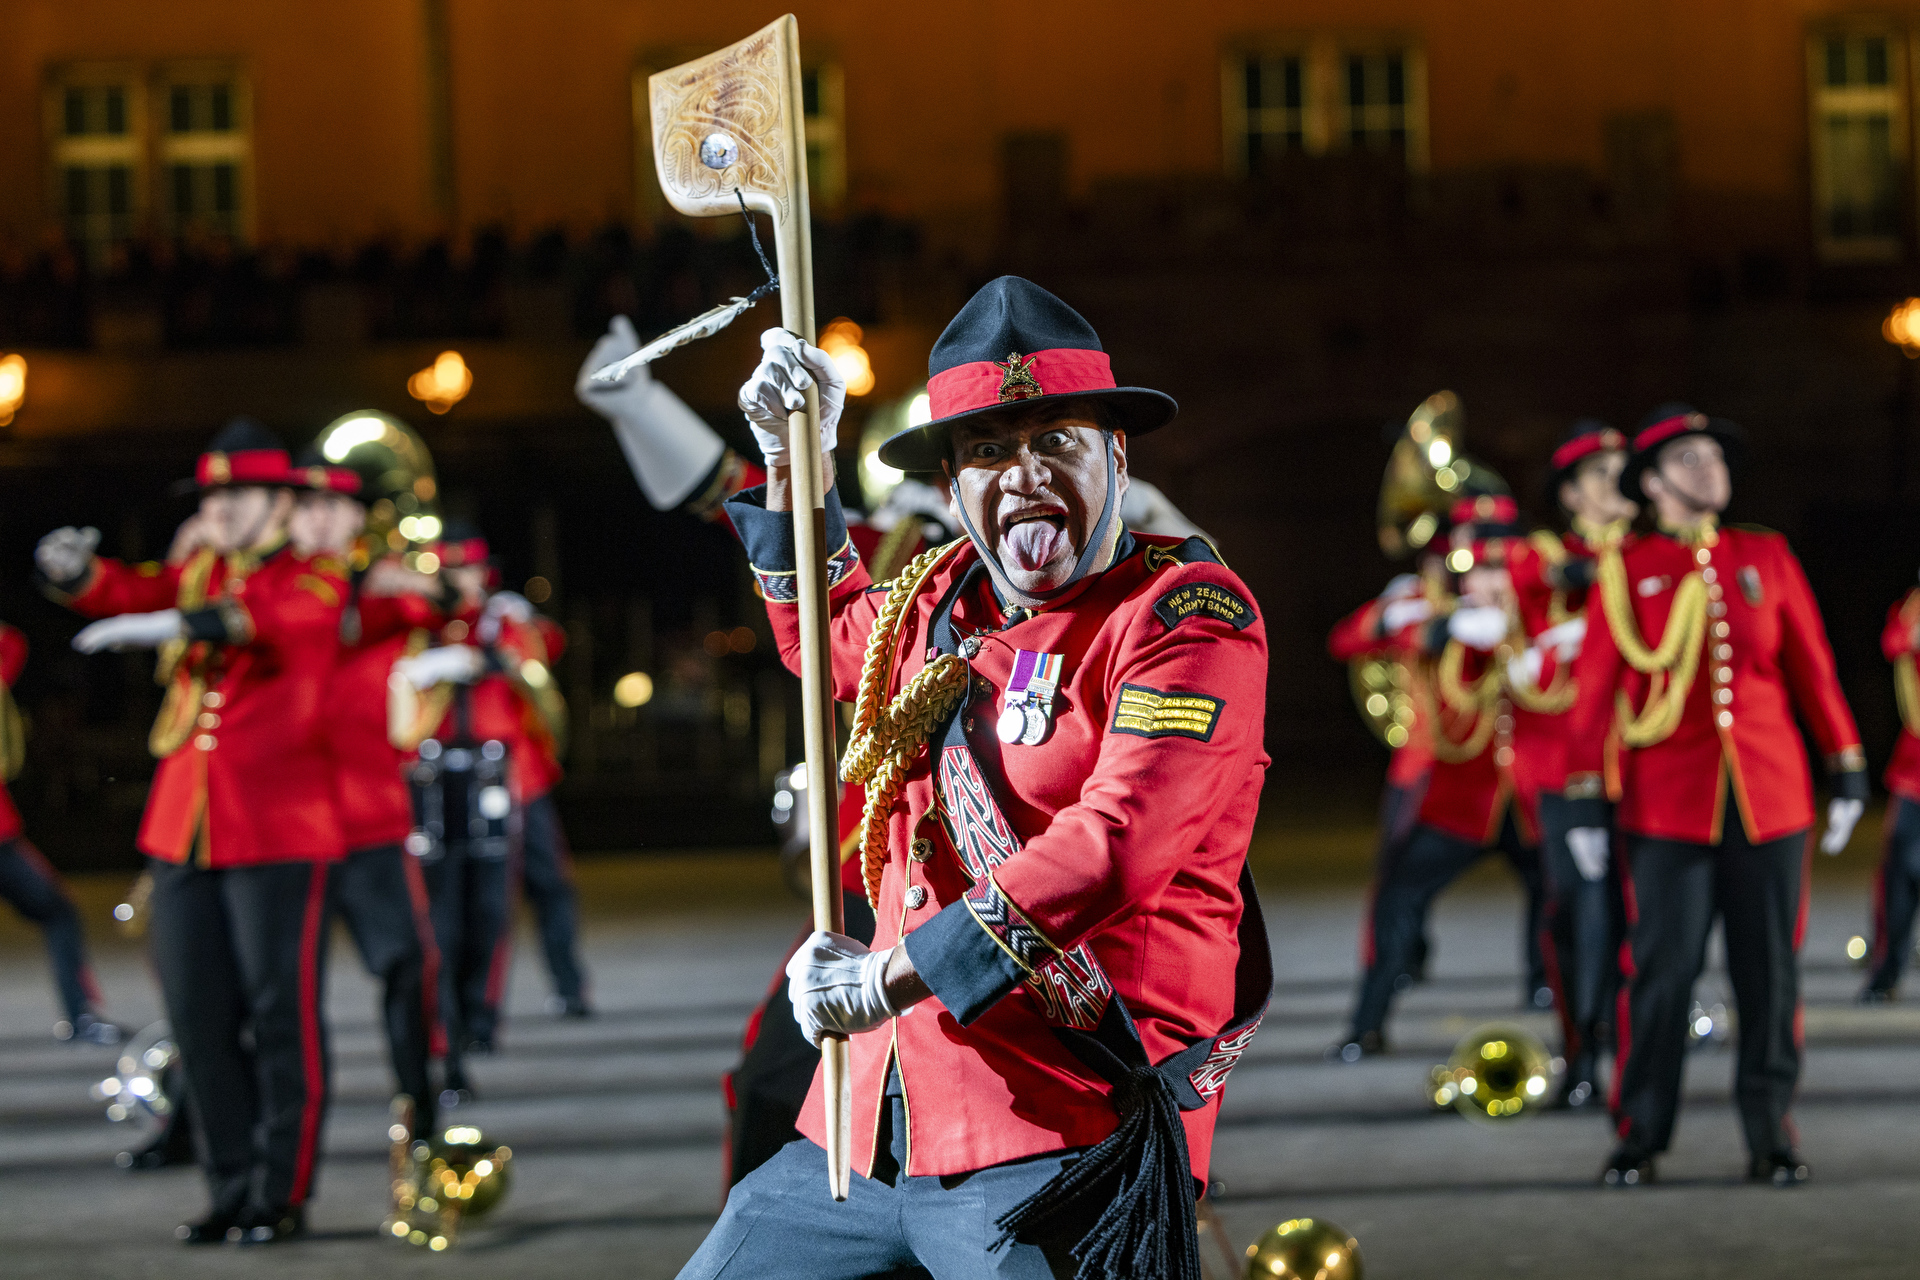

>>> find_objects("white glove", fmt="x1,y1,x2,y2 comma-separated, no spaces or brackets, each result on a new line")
575,316,727,510
1381,573,1423,602
1537,616,1588,662
1567,828,1611,882
1821,797,1865,855
1506,645,1546,692
1118,477,1206,540
1448,605,1511,652
394,644,485,690
785,929,896,1046
37,526,100,584
477,590,532,645
72,609,184,654
1381,597,1434,633
738,328,844,469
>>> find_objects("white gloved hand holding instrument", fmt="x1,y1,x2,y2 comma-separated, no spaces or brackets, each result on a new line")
36,526,100,586
785,930,898,1045
1448,604,1511,652
1821,797,1864,855
393,644,486,691
575,315,729,510
72,610,185,654
738,329,844,470
1567,827,1611,882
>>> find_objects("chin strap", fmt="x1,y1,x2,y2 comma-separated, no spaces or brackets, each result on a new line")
952,434,1124,611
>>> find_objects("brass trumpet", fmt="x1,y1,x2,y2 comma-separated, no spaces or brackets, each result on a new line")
383,1097,513,1250
1427,1023,1557,1121
1243,1217,1363,1280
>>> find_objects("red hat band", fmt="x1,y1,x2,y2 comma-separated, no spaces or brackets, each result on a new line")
197,448,296,488
1632,412,1709,455
927,348,1116,421
1551,428,1627,472
298,465,363,495
1449,494,1518,527
433,537,490,567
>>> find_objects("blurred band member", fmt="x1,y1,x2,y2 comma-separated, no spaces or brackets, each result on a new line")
288,451,445,1138
1507,420,1638,1108
1866,583,1920,1001
1565,404,1866,1188
1327,570,1440,988
1337,494,1555,1060
37,419,346,1244
388,523,577,1100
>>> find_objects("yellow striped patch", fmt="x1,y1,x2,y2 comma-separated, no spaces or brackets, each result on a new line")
1110,682,1223,742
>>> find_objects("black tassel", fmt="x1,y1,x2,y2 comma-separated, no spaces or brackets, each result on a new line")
991,1066,1202,1280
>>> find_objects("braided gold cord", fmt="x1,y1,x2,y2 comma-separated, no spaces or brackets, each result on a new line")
1507,657,1578,715
1897,655,1920,737
1594,547,1708,748
840,538,970,906
1426,639,1507,764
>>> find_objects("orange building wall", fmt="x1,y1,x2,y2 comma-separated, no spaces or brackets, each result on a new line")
0,0,1900,250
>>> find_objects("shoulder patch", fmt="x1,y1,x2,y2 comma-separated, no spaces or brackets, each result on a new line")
1111,683,1223,742
1153,578,1255,631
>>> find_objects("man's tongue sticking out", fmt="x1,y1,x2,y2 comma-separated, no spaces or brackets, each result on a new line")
1003,517,1068,573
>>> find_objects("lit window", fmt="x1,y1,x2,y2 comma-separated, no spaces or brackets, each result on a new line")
158,67,250,240
1809,31,1905,260
46,69,143,260
1223,38,1426,178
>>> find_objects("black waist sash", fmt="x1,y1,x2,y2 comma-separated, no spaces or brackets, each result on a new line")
925,564,1271,1280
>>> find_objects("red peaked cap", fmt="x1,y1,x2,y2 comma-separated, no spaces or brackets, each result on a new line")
877,276,1179,472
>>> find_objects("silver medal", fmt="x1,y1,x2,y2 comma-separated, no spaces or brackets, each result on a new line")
997,703,1028,744
1020,702,1049,745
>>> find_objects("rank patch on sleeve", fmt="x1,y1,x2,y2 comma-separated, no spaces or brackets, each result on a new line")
1111,683,1223,742
1153,581,1254,631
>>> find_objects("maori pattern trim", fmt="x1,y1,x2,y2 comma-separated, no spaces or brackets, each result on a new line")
963,873,1062,976
752,537,860,604
1188,1018,1263,1101
937,745,1022,879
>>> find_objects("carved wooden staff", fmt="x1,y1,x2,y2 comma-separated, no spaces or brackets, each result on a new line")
636,15,851,1200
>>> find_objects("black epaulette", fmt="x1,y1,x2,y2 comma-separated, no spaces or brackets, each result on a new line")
1141,535,1228,573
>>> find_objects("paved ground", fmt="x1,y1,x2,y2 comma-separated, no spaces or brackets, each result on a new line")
2,848,1916,1279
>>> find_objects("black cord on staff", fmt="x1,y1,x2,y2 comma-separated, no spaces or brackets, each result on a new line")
736,189,780,305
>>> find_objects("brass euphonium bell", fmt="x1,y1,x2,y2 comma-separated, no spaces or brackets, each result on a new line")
1376,391,1508,560
383,1097,513,1250
1243,1217,1363,1280
314,410,443,571
1427,1022,1558,1121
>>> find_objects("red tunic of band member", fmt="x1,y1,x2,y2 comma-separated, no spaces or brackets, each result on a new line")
754,533,1267,1180
1327,597,1435,787
1565,524,1862,844
1883,590,1920,801
328,587,445,848
428,603,568,805
62,548,348,866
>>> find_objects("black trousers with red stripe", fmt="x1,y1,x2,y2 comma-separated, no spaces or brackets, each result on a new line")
0,836,101,1023
1614,823,1806,1160
1537,794,1624,1065
146,857,332,1216
1866,795,1920,994
331,843,439,1137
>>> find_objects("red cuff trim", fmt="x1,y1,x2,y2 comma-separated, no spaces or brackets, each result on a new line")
1632,412,1708,454
928,348,1114,419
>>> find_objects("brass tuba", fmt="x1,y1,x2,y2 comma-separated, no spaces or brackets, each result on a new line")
1427,1022,1558,1121
314,411,442,569
383,1097,513,1250
1378,391,1500,560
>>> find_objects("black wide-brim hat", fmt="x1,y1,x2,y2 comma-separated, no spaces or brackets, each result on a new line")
170,416,302,495
876,276,1178,471
1618,402,1746,505
1548,418,1628,492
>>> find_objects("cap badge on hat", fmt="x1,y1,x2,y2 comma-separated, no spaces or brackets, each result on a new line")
996,352,1044,403
307,467,329,489
205,452,231,484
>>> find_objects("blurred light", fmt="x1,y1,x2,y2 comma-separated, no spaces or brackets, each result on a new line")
1447,548,1474,573
1887,298,1920,355
1434,465,1459,491
703,630,731,657
398,514,442,542
1426,438,1452,468
790,762,809,790
862,449,905,497
112,903,135,922
408,350,472,414
128,1076,155,1098
443,1126,482,1144
1847,934,1869,962
907,393,931,426
1364,694,1389,717
1693,1014,1713,1037
520,659,550,689
819,318,875,396
613,671,654,708
415,551,442,574
729,626,756,653
524,575,552,604
0,353,27,426
1524,1075,1547,1096
321,415,385,461
773,789,793,813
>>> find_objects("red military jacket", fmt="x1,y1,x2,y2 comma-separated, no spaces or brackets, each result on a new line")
426,604,567,803
1327,594,1434,788
329,584,444,850
1882,590,1920,801
1414,636,1556,847
732,491,1268,1181
0,624,28,841
61,545,348,866
1508,528,1629,794
1565,524,1865,844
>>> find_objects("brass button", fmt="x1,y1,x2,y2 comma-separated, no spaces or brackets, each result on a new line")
1707,603,1726,618
1706,585,1723,601
1716,710,1734,729
1701,567,1718,583
1695,549,1712,566
1494,715,1514,733
910,839,933,863
1714,644,1732,660
1714,688,1733,705
1713,668,1731,684
194,734,216,751
1712,622,1730,639
197,711,220,728
959,636,982,660
904,885,927,910
1494,747,1515,768
203,691,224,708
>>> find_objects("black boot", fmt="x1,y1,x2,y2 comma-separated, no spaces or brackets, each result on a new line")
234,1204,306,1244
173,1209,243,1244
1747,1151,1810,1187
1600,1145,1655,1187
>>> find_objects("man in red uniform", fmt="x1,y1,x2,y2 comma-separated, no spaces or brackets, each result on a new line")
287,447,445,1137
675,278,1270,1280
388,523,575,1098
36,419,346,1244
0,621,119,1044
1337,494,1555,1060
1865,587,1920,1000
1563,404,1866,1188
1328,571,1440,988
1508,419,1638,1107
